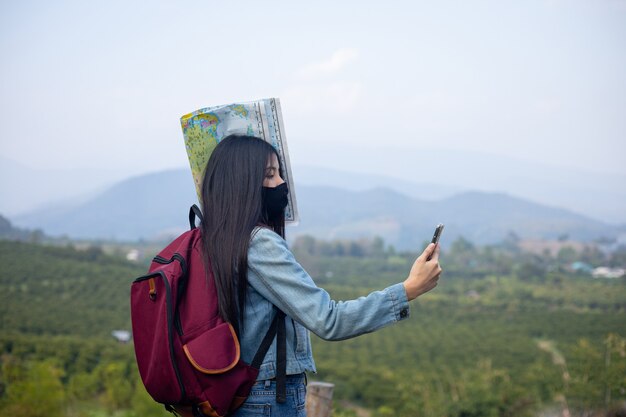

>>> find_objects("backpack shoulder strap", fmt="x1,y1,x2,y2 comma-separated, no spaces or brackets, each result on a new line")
189,205,204,230
250,308,287,403
275,310,287,403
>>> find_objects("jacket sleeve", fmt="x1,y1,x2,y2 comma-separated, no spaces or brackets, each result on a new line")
247,227,410,341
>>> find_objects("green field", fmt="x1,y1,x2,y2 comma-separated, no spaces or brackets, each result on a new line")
1,238,625,417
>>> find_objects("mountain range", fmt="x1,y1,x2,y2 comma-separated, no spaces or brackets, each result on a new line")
9,168,624,250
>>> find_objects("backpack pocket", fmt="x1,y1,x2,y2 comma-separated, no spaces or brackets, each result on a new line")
131,271,186,404
183,322,240,374
181,321,259,416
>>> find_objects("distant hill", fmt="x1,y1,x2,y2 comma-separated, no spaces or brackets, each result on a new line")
13,169,198,242
0,155,122,217
293,148,626,225
0,213,35,241
293,165,465,201
11,169,623,249
5,147,626,225
294,186,620,249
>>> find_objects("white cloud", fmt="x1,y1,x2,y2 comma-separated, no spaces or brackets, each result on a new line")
281,81,362,115
284,48,362,115
297,48,359,79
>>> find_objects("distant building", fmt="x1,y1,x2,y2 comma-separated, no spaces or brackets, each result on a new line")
126,249,140,262
570,261,593,274
112,330,132,343
592,267,625,279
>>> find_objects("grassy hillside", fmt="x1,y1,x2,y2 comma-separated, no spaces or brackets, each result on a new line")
0,239,625,416
0,241,140,336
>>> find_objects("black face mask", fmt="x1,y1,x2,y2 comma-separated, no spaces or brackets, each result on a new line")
262,182,289,221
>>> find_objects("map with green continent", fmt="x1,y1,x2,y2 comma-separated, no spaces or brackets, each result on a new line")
180,98,299,223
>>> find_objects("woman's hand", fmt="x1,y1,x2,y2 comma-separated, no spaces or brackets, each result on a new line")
403,243,442,301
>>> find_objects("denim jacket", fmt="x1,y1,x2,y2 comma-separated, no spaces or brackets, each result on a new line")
239,227,411,381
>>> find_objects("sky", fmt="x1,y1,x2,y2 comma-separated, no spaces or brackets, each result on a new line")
1,0,625,191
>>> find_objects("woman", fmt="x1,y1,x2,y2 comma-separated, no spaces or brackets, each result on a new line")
200,135,441,416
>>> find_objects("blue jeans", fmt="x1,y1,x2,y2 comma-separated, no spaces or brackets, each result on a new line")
231,374,307,417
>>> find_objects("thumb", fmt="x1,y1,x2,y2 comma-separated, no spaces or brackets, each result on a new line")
420,243,436,261
428,243,440,262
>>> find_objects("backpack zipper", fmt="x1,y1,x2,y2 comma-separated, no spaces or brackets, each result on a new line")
152,254,188,336
153,254,187,272
133,271,187,403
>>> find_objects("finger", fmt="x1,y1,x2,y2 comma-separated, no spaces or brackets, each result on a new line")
420,243,436,261
428,244,441,262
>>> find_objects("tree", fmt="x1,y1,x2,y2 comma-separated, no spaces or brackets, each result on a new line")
515,261,546,282
68,371,101,400
449,236,477,267
567,339,604,411
100,361,133,410
29,229,44,244
371,236,386,258
556,247,577,265
131,376,169,417
348,242,364,257
1,360,65,417
293,235,317,256
501,231,521,253
579,246,606,266
609,245,626,268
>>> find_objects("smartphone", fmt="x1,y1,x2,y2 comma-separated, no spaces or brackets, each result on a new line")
427,223,444,261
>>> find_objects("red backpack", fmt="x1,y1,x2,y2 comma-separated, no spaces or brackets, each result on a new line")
131,206,286,417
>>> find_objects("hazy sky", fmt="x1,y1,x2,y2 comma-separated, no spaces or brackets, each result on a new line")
1,0,625,184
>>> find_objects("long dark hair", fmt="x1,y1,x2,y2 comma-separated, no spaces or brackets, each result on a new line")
200,135,285,335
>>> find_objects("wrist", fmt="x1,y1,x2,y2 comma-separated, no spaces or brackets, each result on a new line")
403,279,416,301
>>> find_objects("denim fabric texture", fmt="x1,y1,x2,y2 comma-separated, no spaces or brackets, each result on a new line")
240,227,411,381
230,374,307,417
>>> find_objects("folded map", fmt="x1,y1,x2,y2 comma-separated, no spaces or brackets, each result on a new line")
180,98,299,223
